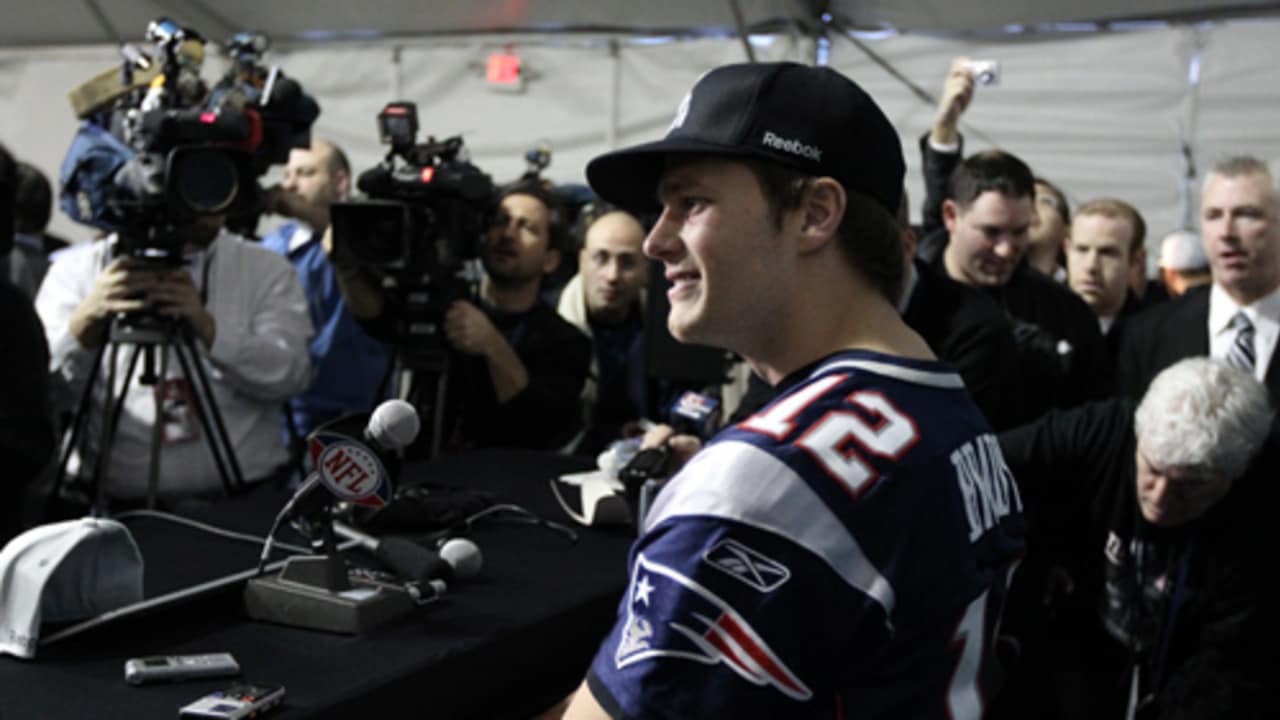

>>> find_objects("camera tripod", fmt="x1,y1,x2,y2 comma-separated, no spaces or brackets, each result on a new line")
392,346,452,459
53,312,246,512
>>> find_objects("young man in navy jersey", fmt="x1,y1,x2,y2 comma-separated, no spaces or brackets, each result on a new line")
557,62,1027,719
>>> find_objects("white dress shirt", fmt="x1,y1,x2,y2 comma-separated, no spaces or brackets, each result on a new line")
1207,282,1280,382
36,230,314,501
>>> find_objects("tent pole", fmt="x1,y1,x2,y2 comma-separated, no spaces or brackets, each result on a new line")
81,0,122,45
391,44,404,101
1177,24,1209,231
829,17,1002,149
727,0,758,62
607,39,620,149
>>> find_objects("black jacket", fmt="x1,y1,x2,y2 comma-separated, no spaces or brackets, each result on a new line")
730,259,1022,431
915,134,1112,422
1118,285,1280,403
997,399,1280,720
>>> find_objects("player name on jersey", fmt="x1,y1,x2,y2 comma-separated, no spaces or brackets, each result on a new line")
949,433,1022,542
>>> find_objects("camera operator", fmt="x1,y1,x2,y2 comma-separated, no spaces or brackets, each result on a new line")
262,139,391,439
339,183,591,452
35,212,313,505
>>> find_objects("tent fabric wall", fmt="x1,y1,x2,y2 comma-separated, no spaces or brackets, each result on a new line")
1,21,1278,270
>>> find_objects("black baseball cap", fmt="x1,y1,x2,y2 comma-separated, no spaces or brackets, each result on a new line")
586,62,905,217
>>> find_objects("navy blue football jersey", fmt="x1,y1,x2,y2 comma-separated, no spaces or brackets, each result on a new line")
587,350,1027,718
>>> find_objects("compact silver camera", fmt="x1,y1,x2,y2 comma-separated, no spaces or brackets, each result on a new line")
963,59,1000,86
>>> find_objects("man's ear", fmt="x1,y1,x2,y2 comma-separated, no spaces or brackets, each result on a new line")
542,246,561,276
942,198,960,233
796,177,846,254
334,168,352,201
1131,244,1147,271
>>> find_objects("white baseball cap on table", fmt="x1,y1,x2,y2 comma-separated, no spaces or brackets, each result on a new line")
0,517,143,659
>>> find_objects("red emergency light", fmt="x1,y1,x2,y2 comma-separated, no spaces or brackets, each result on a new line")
487,52,522,87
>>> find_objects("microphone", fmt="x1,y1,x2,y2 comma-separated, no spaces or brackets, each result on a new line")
365,399,422,452
332,520,483,585
668,390,721,440
258,400,421,572
619,390,721,530
306,399,421,510
247,402,439,634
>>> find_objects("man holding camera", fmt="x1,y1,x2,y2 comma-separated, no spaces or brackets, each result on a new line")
340,183,591,453
438,185,591,450
916,57,1112,422
263,139,391,439
35,212,313,504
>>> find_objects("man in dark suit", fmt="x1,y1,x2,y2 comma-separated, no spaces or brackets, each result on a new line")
1117,156,1280,401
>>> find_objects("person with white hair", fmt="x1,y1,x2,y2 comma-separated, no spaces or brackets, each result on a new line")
1157,228,1211,297
996,356,1279,720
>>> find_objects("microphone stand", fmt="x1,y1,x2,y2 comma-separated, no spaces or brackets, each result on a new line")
244,492,427,635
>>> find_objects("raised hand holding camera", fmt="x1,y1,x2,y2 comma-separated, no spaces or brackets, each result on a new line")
932,57,978,147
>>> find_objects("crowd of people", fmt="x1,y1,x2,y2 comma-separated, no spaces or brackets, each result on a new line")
1,54,1275,720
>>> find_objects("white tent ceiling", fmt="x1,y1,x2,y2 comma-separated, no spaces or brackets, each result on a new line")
3,0,1279,47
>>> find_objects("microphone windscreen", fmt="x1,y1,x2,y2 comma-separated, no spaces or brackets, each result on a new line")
439,537,483,579
367,400,420,451
375,536,451,584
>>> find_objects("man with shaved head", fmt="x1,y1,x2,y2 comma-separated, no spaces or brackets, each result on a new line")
557,203,653,454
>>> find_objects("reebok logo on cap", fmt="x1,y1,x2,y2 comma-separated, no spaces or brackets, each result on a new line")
586,62,905,216
761,131,822,162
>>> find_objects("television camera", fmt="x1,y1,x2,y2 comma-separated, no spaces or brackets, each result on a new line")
330,101,496,352
64,18,318,265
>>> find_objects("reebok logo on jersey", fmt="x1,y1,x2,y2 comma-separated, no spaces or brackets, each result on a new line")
761,131,822,161
615,553,812,701
703,539,790,593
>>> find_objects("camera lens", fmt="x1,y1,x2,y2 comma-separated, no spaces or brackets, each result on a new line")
171,148,239,214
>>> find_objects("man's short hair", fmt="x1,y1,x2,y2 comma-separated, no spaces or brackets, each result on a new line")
1201,155,1278,204
497,180,570,255
947,150,1036,210
746,159,903,304
318,140,350,177
1134,357,1273,482
1074,197,1147,254
14,162,51,234
1035,177,1070,225
1207,155,1272,183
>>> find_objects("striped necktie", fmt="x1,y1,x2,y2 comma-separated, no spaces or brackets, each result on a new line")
1225,311,1256,373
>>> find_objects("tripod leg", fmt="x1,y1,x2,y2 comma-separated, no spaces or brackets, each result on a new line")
50,338,111,513
173,328,246,494
431,355,450,458
93,342,144,510
145,343,169,509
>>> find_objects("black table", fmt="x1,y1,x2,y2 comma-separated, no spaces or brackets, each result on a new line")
0,450,633,719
